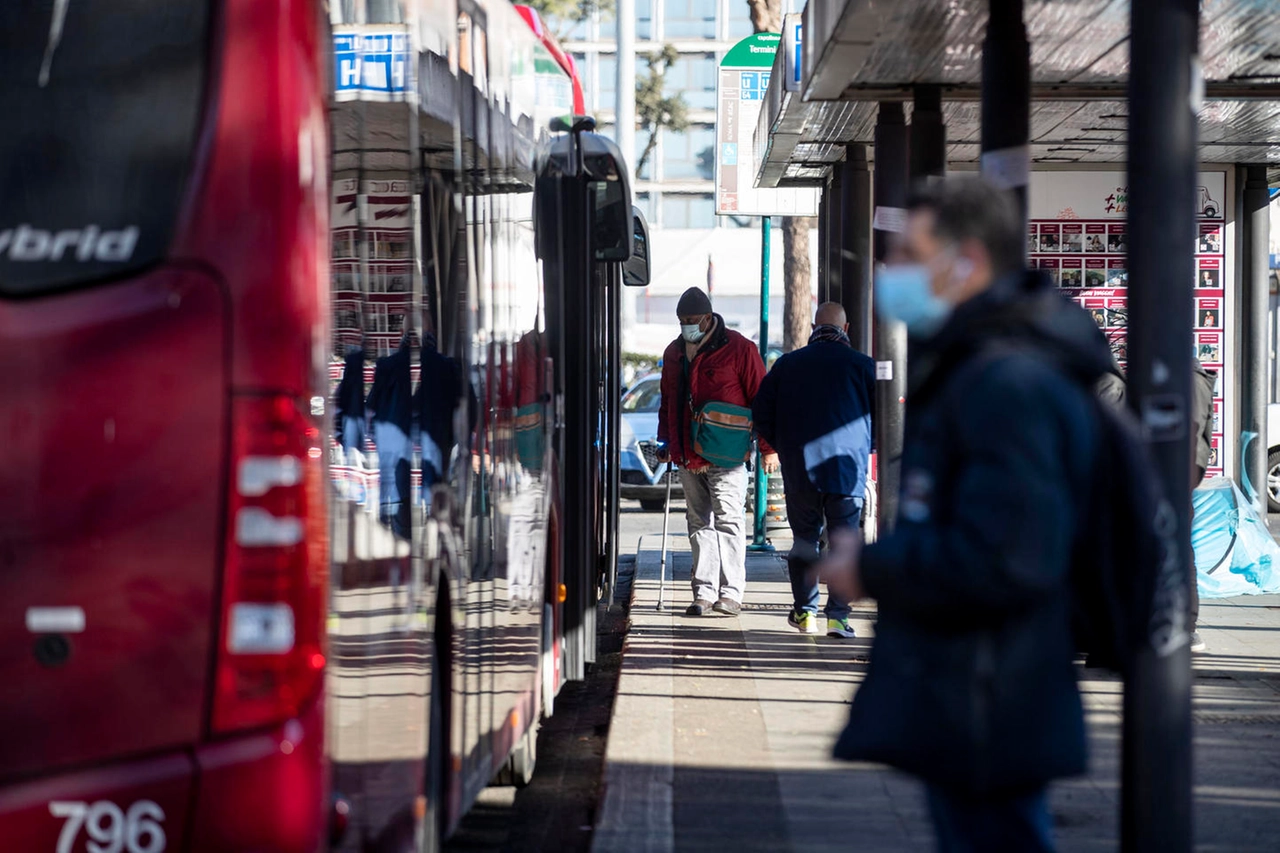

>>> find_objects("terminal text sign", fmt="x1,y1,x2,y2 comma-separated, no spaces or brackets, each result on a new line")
715,34,819,217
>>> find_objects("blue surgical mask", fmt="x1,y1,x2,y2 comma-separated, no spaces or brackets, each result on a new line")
681,323,706,343
875,264,953,338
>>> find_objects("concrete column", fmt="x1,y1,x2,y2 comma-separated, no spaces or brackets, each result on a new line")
873,102,908,533
817,182,830,303
1243,164,1271,507
827,166,844,307
841,144,873,352
910,85,946,183
980,0,1031,237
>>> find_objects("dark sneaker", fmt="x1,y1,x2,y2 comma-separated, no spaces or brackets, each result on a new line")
713,597,741,617
787,610,821,634
686,600,713,617
1189,631,1207,653
826,616,856,638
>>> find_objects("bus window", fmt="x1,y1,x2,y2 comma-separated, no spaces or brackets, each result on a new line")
0,2,209,296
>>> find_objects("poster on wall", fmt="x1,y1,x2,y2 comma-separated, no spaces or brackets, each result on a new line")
1028,170,1229,478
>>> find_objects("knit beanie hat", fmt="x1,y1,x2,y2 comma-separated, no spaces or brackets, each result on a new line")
676,286,713,316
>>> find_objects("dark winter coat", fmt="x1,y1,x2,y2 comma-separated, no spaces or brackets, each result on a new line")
835,270,1112,797
752,339,876,498
334,347,366,441
1094,358,1216,486
367,342,413,434
415,340,462,479
1191,358,1216,482
657,314,772,468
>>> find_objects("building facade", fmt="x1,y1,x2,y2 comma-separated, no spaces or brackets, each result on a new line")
559,0,761,230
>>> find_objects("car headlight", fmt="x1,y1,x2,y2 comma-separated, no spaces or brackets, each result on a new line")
620,417,638,448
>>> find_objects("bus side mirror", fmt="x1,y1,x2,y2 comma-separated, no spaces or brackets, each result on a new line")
623,207,651,287
587,160,631,261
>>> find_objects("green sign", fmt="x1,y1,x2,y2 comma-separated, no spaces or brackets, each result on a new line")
719,32,781,69
715,32,818,217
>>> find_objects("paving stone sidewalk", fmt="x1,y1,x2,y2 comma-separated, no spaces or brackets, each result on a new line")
592,535,1280,852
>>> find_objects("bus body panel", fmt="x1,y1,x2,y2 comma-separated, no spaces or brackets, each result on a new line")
172,0,330,397
0,0,330,840
190,698,326,851
0,753,194,853
0,268,227,779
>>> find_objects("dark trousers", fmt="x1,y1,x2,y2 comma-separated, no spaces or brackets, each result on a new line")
784,490,861,618
926,785,1055,853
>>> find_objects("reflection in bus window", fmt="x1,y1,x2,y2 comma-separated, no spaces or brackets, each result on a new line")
367,336,413,540
415,331,462,506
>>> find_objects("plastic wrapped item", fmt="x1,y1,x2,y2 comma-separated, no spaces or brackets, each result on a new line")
1191,476,1280,598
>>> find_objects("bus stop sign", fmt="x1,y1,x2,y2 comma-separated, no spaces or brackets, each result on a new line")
715,33,819,217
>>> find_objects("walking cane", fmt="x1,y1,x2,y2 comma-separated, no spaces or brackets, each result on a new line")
657,462,674,611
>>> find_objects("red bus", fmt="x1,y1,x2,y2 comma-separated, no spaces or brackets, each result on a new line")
0,1,647,850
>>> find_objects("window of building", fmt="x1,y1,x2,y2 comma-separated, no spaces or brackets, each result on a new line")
545,13,591,41
635,192,654,221
598,54,646,113
599,54,616,111
661,193,714,229
661,124,715,181
663,52,716,111
600,0,652,39
664,0,717,39
727,6,756,40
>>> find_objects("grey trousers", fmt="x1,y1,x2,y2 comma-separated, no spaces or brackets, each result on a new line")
679,464,749,604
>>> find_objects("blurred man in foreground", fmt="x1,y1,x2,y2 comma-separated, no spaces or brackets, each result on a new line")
753,302,876,638
822,178,1115,852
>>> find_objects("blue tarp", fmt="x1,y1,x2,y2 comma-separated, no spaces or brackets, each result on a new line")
1191,476,1280,597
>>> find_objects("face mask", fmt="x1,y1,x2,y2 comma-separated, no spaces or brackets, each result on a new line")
681,322,706,343
875,264,953,338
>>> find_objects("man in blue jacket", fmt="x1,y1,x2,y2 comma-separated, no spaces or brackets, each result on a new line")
753,302,876,638
821,178,1111,851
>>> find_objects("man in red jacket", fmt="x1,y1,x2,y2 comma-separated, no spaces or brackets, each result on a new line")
657,287,777,616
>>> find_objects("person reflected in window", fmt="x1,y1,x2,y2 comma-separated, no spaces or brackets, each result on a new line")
334,345,366,465
415,330,462,508
367,333,413,540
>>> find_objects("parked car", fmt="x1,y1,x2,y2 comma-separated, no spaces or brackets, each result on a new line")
1268,402,1280,513
619,371,788,532
620,374,679,511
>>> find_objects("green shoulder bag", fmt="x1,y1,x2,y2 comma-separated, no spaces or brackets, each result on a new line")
684,354,754,468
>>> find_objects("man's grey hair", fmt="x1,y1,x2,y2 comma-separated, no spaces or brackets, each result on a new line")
906,177,1024,277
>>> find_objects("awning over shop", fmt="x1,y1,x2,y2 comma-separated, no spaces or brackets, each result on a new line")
755,0,1280,188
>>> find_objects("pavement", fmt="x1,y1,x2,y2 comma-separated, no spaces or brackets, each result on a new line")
593,510,1280,852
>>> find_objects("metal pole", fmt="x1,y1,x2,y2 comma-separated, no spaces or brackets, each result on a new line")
615,4,637,354
1243,164,1270,508
910,85,946,183
828,167,844,307
873,102,908,534
980,0,1031,240
817,187,830,303
1123,0,1197,849
843,144,873,353
615,0,636,173
750,216,773,551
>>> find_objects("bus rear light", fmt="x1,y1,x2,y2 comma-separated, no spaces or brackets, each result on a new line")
214,395,327,735
228,602,296,653
235,507,305,547
238,456,304,495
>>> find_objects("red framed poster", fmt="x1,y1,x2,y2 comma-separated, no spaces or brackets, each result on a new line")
1030,200,1226,475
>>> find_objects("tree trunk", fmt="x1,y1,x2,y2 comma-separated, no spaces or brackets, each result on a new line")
749,0,807,352
781,216,812,352
747,0,782,34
